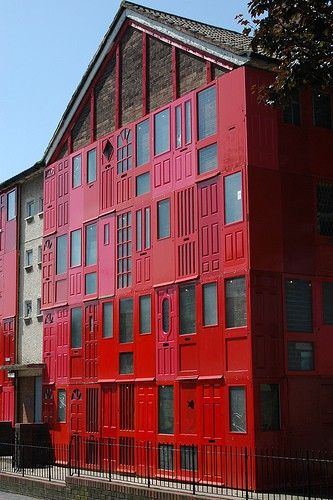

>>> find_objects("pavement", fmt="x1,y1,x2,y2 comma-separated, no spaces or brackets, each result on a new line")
0,493,39,500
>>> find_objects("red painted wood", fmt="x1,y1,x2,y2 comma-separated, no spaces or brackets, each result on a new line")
70,388,84,434
98,215,115,298
84,303,98,380
2,384,14,424
175,186,198,281
43,313,56,384
3,318,15,365
44,166,57,236
56,308,69,384
156,286,177,381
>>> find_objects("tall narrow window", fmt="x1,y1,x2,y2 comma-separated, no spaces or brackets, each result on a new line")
136,207,151,251
323,282,333,325
317,183,333,236
103,302,113,338
229,387,246,433
72,154,82,188
179,284,196,335
162,298,170,333
56,234,68,274
117,212,132,288
157,199,170,239
71,307,82,348
70,229,81,267
136,119,150,166
283,93,301,126
87,148,97,183
185,100,192,144
104,224,110,245
117,128,132,174
119,352,134,374
225,277,246,328
203,282,218,326
7,190,16,221
26,249,33,268
176,105,182,148
26,200,35,218
288,342,314,371
57,389,66,423
260,384,280,431
85,223,97,266
85,272,97,295
285,279,313,332
139,295,151,334
38,245,42,265
119,298,133,343
136,172,150,196
198,86,216,139
158,386,174,434
313,92,332,129
225,172,243,224
154,109,170,155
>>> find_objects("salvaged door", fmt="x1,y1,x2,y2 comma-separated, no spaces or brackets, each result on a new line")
156,287,177,380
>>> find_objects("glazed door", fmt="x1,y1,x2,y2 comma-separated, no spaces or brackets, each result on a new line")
156,287,177,380
70,388,83,434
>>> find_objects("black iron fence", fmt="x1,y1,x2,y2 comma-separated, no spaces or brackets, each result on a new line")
0,438,332,499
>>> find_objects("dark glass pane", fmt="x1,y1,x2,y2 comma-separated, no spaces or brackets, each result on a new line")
260,384,280,431
119,298,133,343
86,223,97,266
288,342,314,371
104,224,109,245
87,148,97,183
119,352,133,374
285,280,313,332
71,307,82,348
203,282,218,326
145,207,151,249
136,172,150,196
323,282,333,325
198,143,217,174
103,302,113,338
158,386,174,434
162,298,170,333
225,172,243,224
56,234,68,275
157,199,170,239
70,229,81,267
154,109,170,155
225,277,246,328
179,284,196,334
180,446,198,471
85,272,97,295
57,390,66,422
136,119,150,166
72,154,82,188
7,190,16,221
198,86,216,139
185,100,192,144
317,183,333,236
136,210,142,251
313,92,332,129
176,105,182,148
283,94,301,126
230,387,246,432
139,295,151,334
159,445,174,470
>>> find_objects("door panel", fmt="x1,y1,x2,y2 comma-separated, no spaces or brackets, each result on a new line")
175,186,198,281
70,388,84,434
42,237,55,308
56,308,69,384
156,287,177,380
84,304,98,380
44,166,57,236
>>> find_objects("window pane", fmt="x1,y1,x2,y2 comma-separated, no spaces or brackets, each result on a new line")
185,101,192,144
198,143,217,174
139,295,151,334
283,94,301,126
87,148,97,183
179,284,196,335
158,386,174,434
136,172,150,196
85,272,97,295
56,234,68,274
119,298,133,343
162,298,170,333
230,387,246,432
157,199,170,239
154,109,170,155
323,282,333,325
198,86,216,139
72,154,82,188
104,224,109,245
225,277,246,328
203,282,218,326
180,446,198,471
57,389,66,423
176,105,182,148
103,302,113,338
136,210,142,251
71,308,82,348
285,280,313,332
145,207,151,249
313,92,332,129
70,229,81,267
225,172,243,224
288,342,314,371
7,190,16,221
119,352,133,374
159,445,174,470
26,200,35,217
317,183,333,236
260,384,280,431
86,223,97,266
136,119,150,166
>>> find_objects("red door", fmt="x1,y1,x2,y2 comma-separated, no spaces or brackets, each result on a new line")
173,96,195,190
56,158,69,230
156,287,177,381
152,106,172,197
115,128,133,210
3,318,15,365
56,308,69,384
84,304,98,380
134,205,152,288
42,237,55,308
175,186,198,282
44,165,57,236
70,388,84,434
100,134,115,214
43,313,56,384
42,386,55,427
202,382,223,482
2,385,14,424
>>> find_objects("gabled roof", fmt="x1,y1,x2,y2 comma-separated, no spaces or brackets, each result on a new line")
44,1,253,164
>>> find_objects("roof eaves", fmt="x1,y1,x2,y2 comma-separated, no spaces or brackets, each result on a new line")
0,161,44,192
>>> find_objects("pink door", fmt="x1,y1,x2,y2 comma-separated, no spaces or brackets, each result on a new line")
42,237,55,308
84,304,98,380
156,287,177,381
56,308,69,384
44,166,57,236
99,134,115,214
173,96,195,190
115,128,134,210
43,314,56,384
175,185,198,281
56,158,69,230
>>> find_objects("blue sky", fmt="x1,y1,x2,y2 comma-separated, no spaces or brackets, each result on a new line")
0,0,249,182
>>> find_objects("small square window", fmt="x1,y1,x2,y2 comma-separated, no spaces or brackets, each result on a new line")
26,200,35,218
25,249,33,267
85,272,97,295
136,172,150,196
119,352,133,374
288,342,314,371
198,143,217,174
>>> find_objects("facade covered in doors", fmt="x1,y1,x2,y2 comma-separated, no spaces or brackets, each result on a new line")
1,0,333,474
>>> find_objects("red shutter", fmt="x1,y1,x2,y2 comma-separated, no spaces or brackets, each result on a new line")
44,166,57,236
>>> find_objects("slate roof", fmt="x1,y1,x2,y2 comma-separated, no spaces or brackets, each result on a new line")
123,1,252,55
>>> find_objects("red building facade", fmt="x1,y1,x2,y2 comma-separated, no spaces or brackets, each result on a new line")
28,1,333,468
